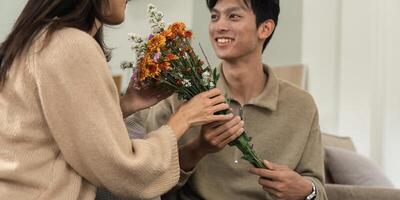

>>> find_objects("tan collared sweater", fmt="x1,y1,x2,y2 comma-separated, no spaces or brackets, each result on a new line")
0,28,179,200
135,65,328,200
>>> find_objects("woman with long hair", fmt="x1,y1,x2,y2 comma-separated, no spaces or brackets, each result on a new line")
0,0,235,199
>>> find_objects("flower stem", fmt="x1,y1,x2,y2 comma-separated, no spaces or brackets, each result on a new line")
218,109,266,169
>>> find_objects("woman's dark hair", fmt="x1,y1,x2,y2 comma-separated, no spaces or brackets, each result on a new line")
0,0,112,88
206,0,280,52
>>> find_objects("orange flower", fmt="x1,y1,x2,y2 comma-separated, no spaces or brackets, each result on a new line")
147,63,161,76
169,22,186,36
184,30,193,38
161,29,174,39
165,54,178,62
159,62,171,71
138,59,149,81
147,35,166,52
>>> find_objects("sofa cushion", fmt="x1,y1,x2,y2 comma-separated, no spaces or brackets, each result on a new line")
322,133,356,152
324,146,393,187
326,184,400,200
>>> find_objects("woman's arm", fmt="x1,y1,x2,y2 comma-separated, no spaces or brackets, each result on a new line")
34,28,179,199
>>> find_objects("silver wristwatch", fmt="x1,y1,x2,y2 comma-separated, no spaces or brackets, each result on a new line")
305,181,316,200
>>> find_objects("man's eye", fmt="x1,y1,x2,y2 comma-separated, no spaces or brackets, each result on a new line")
229,14,241,19
211,14,218,21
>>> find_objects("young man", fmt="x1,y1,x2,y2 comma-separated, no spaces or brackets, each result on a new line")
135,0,327,199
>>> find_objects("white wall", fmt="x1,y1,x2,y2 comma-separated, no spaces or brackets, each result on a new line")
0,0,26,42
302,0,341,134
264,0,303,66
338,0,400,186
382,1,400,187
302,0,400,186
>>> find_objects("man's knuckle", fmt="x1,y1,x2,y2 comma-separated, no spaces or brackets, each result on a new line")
276,192,284,198
211,140,219,146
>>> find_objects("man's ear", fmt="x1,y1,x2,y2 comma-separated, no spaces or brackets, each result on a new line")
257,19,275,40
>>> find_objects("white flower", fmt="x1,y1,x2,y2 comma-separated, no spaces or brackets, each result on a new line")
130,42,146,60
202,71,211,86
182,79,192,87
128,33,143,43
121,61,134,70
147,4,156,13
147,4,165,34
202,71,210,80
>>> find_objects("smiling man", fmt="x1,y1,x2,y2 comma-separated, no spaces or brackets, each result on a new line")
133,0,328,199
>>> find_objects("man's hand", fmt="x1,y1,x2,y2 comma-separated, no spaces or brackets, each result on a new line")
179,116,244,171
196,116,244,155
249,160,313,200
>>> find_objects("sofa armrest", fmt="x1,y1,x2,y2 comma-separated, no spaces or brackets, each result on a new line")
326,184,400,200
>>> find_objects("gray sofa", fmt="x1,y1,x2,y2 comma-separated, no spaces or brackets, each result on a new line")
322,133,400,200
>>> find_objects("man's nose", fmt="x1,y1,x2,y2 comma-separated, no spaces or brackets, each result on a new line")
215,19,229,33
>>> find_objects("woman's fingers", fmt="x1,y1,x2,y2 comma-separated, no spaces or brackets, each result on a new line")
210,103,230,114
207,113,234,124
203,88,222,98
209,94,226,106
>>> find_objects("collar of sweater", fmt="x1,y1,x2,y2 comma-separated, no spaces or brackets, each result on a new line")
216,64,279,111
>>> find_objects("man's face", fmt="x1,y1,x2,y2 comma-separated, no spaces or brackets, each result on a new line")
209,0,261,61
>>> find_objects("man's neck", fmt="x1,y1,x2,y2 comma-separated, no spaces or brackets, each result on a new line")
221,58,267,106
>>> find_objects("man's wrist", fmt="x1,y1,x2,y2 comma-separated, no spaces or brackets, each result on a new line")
179,140,206,171
305,180,316,200
120,96,135,118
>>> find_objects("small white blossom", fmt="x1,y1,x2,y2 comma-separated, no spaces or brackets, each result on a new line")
128,33,147,60
202,71,212,86
182,79,192,87
128,33,144,43
120,61,134,70
147,4,165,34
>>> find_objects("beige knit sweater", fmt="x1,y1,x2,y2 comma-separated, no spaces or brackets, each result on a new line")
0,28,179,200
137,66,327,200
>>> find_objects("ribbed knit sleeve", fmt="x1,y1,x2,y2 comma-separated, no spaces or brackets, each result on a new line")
295,111,328,200
31,28,179,199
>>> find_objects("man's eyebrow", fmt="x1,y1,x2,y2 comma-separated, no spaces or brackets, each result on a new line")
211,6,245,14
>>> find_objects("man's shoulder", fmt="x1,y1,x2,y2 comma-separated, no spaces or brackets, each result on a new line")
138,94,182,120
158,93,183,112
277,79,317,112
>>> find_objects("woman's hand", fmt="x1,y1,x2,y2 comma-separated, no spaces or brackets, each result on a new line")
167,88,233,139
120,78,173,118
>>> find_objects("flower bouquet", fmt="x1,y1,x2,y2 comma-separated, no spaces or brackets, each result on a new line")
122,4,266,169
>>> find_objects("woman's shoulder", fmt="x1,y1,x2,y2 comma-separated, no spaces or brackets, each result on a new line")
29,27,102,59
46,27,103,54
31,27,108,77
